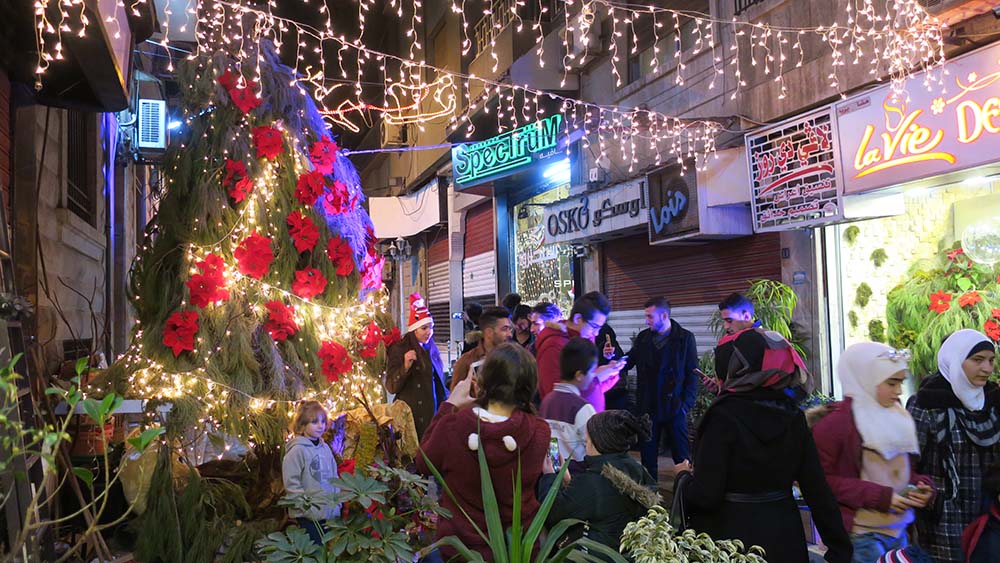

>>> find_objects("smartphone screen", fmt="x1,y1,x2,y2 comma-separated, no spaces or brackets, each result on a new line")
548,438,562,472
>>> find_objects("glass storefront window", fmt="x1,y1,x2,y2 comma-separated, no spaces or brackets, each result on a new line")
512,184,574,315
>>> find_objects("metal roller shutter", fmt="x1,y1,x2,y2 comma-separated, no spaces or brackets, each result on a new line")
427,233,450,345
462,251,496,305
464,202,494,256
603,233,782,310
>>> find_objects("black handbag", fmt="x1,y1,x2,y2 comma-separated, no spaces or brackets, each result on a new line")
670,471,693,532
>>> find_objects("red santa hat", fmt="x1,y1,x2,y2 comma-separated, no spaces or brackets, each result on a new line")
407,293,433,332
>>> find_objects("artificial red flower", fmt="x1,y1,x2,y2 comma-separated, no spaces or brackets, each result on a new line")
252,126,284,160
986,320,1000,342
295,170,327,207
338,458,356,475
229,86,261,114
327,236,355,277
292,267,327,299
264,300,298,342
322,180,353,215
993,308,1000,321
162,310,199,357
186,273,229,308
234,231,274,279
218,70,239,91
959,290,982,308
197,254,226,283
947,247,965,262
318,340,353,382
286,211,320,253
309,136,339,175
223,160,253,203
360,253,384,291
928,290,952,314
359,322,383,359
382,327,402,348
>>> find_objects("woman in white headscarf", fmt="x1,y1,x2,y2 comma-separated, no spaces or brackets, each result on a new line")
813,342,935,563
907,329,1000,563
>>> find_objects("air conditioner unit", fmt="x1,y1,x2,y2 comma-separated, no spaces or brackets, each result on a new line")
917,0,993,24
136,99,166,150
567,19,603,68
381,121,408,148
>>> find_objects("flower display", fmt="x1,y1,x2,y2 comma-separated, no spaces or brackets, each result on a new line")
286,211,320,253
309,136,339,175
928,290,952,314
264,300,298,342
986,320,1000,342
234,232,274,279
318,340,353,382
223,159,253,202
322,180,353,215
186,253,229,308
291,267,327,299
327,236,355,277
218,71,261,114
360,252,384,291
163,310,199,357
359,322,383,358
382,327,402,348
252,125,284,160
295,170,327,207
959,290,982,308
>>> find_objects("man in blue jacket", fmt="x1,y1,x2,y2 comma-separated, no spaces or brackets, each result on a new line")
623,297,699,479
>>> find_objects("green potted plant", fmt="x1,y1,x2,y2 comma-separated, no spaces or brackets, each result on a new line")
620,506,767,562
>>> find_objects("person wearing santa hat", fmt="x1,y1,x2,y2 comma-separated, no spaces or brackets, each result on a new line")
385,293,448,438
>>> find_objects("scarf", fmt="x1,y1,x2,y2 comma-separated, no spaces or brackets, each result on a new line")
938,329,992,411
715,327,813,394
837,342,919,460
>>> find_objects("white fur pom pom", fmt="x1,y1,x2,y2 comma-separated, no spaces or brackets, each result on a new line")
467,433,479,451
502,435,517,451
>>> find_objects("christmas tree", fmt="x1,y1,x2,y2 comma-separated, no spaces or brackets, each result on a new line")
109,43,398,448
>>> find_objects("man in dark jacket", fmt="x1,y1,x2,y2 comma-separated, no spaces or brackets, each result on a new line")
624,297,698,478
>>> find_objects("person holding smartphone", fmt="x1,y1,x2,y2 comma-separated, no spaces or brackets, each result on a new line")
812,342,934,562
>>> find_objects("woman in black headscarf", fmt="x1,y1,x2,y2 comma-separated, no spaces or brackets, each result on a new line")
678,328,852,563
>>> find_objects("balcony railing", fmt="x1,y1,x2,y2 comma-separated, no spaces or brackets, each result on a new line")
734,0,766,16
473,0,516,56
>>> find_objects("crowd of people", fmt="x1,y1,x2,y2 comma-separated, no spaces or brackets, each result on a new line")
282,289,1000,563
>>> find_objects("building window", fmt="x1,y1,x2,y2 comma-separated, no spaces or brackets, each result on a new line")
473,0,516,57
66,110,96,225
625,13,655,85
735,0,767,16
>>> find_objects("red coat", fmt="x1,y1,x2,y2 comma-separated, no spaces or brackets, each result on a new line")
811,398,933,533
415,402,550,561
535,323,579,399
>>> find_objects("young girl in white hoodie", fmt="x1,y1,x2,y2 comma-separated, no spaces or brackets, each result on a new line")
282,400,340,545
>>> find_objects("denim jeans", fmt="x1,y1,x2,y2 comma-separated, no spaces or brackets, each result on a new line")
296,517,326,546
850,531,906,563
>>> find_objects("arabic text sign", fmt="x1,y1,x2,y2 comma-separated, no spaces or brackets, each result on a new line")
543,180,647,244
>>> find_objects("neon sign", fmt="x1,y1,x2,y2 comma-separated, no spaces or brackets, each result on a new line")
452,115,563,187
836,42,1000,194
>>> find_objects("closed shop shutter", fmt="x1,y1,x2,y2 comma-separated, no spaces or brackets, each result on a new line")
463,202,496,305
0,70,9,212
603,233,781,310
464,202,494,256
427,233,450,344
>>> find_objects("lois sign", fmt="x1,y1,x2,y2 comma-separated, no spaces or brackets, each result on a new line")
836,43,1000,194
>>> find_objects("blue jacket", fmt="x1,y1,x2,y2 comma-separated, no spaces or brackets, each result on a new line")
624,319,698,421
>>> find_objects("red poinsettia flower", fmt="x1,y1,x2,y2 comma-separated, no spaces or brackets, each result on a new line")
309,136,339,175
295,170,327,207
162,310,199,357
234,231,274,279
986,320,1000,342
286,211,320,253
959,290,982,308
359,322,384,359
382,327,402,348
928,290,952,314
292,267,328,299
337,458,356,475
322,180,353,215
252,126,284,160
223,160,253,203
318,340,353,382
947,247,965,262
218,70,239,90
360,253,384,291
993,309,1000,321
197,254,226,283
264,300,298,342
229,86,261,114
186,273,230,308
327,236,355,277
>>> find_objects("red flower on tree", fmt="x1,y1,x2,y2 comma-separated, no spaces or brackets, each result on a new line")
264,300,298,341
292,267,327,299
295,170,327,207
947,247,966,262
327,236,355,276
993,308,1000,321
959,290,982,308
223,159,253,203
928,290,952,314
218,71,262,114
252,126,284,160
309,136,339,175
382,327,402,348
322,180,353,215
986,320,1000,342
359,322,383,358
197,254,226,281
186,253,229,308
286,211,320,253
234,232,274,279
162,310,199,357
360,252,384,291
318,340,353,382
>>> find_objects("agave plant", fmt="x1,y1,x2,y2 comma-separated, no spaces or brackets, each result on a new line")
420,438,628,563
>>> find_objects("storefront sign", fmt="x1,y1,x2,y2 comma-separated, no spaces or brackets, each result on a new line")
648,165,698,242
837,43,1000,194
542,179,647,244
746,108,845,232
452,115,563,187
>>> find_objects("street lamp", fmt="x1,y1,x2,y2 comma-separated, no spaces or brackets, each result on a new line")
381,237,412,329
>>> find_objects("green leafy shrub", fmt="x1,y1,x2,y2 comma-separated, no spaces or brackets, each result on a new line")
855,283,873,308
621,505,767,563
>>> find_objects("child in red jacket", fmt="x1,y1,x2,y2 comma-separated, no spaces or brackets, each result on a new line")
813,342,935,562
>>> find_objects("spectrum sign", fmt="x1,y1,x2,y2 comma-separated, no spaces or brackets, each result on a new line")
452,115,563,188
836,43,1000,194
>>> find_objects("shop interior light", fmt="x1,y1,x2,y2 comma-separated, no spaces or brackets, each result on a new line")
543,159,571,183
